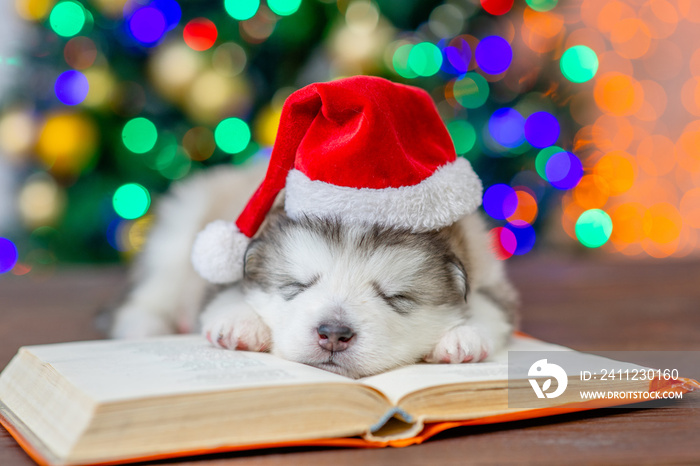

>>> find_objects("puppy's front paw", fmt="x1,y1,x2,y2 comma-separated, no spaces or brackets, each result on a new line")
424,325,493,364
203,313,272,352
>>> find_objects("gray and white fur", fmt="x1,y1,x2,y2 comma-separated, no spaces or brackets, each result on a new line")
111,163,518,379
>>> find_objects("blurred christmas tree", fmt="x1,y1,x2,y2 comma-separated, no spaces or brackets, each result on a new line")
0,0,600,275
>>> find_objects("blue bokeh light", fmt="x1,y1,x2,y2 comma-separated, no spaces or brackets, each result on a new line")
545,151,583,190
488,108,525,148
483,184,518,220
128,6,167,45
152,0,181,30
524,111,560,148
505,221,536,255
55,70,89,105
0,237,18,274
444,38,471,74
475,35,512,75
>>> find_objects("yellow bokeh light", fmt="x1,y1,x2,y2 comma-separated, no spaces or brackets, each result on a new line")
15,0,53,21
36,112,98,176
594,151,636,195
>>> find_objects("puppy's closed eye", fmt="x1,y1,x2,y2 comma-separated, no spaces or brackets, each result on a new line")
371,282,415,315
280,275,319,301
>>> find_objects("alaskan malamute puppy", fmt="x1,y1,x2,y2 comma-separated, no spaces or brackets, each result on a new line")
111,163,518,379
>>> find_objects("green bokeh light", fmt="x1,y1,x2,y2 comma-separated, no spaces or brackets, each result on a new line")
224,0,260,20
560,45,599,83
49,1,86,38
215,118,251,154
268,0,301,16
113,184,151,220
452,72,489,109
576,209,613,248
122,118,158,154
526,0,558,12
392,44,418,79
407,42,443,77
447,120,477,155
535,145,564,180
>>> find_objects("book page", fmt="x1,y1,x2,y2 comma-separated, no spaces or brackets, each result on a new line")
23,335,356,403
360,335,571,404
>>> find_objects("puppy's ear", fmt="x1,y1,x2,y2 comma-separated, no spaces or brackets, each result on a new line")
243,239,261,279
449,258,469,302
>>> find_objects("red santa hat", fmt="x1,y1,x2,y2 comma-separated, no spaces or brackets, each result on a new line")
192,75,483,284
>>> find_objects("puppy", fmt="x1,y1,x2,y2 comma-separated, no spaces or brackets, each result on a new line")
111,162,518,379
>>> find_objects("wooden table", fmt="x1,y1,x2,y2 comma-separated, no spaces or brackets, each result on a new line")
1,256,699,465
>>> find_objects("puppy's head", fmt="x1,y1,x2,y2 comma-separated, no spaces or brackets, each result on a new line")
242,213,469,378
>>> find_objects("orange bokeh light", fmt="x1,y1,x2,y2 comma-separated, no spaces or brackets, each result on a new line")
610,18,652,59
597,1,635,35
643,202,682,244
634,80,667,122
594,73,644,116
506,190,538,225
680,78,700,116
594,151,637,195
609,202,646,244
637,134,676,176
678,0,700,23
521,9,564,54
573,174,610,209
591,115,634,152
676,121,700,173
680,187,700,228
639,0,679,39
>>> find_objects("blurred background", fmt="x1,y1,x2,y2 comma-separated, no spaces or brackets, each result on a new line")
1,0,699,277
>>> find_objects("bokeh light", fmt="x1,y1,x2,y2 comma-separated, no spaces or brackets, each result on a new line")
576,209,613,248
545,151,583,190
475,35,512,75
443,38,471,74
215,118,251,154
55,70,89,106
447,120,477,155
524,111,560,148
506,221,536,255
64,37,97,70
128,7,167,46
122,117,158,154
491,226,516,260
452,73,489,109
392,44,417,79
507,190,538,224
113,183,151,220
526,0,558,12
483,184,518,220
267,0,301,16
488,108,525,148
183,18,218,51
535,145,564,180
560,45,599,83
225,0,259,20
407,42,442,77
37,112,97,176
481,0,514,16
0,238,19,274
49,1,86,38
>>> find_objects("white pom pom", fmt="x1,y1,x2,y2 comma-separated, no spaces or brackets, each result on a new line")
191,220,250,284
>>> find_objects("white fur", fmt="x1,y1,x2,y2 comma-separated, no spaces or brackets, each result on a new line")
112,163,515,378
284,157,483,232
191,220,250,284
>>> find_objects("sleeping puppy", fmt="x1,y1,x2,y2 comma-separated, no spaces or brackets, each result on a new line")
110,163,518,379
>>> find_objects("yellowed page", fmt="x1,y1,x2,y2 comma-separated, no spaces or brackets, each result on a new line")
359,335,571,404
23,335,355,403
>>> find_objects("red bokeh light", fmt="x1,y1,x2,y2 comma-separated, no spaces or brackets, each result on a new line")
183,18,218,51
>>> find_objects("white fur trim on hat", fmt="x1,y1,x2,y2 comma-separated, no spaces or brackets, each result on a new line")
191,220,250,284
284,157,483,232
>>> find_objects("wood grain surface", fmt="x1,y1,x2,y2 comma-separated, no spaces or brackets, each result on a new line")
1,256,699,465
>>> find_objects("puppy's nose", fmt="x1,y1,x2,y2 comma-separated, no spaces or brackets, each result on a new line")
317,323,355,352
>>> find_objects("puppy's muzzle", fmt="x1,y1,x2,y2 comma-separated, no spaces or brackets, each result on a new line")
317,322,355,353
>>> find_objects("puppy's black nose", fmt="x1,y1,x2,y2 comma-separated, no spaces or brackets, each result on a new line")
317,323,355,352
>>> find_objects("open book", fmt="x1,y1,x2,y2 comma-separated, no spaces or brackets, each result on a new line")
0,335,697,466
